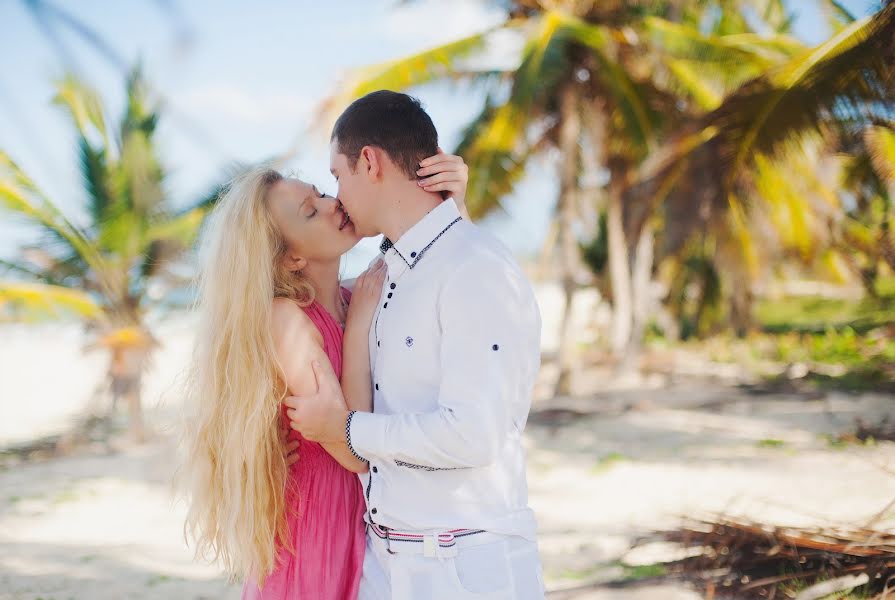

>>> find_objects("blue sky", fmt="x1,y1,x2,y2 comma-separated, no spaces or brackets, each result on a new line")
0,0,879,276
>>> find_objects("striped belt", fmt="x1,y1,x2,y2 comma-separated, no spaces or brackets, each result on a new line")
367,522,498,558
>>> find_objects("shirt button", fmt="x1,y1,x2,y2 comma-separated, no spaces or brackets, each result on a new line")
390,283,396,290
371,508,378,515
383,302,388,308
372,466,378,473
410,251,417,258
387,293,393,298
377,340,380,347
375,383,379,390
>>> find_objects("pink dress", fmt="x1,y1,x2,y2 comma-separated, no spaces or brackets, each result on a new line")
243,289,366,600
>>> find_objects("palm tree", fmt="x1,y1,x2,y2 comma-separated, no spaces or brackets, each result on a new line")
319,0,805,389
835,123,895,297
638,1,895,335
0,68,216,441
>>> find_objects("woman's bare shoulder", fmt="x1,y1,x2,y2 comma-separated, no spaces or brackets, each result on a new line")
271,298,323,346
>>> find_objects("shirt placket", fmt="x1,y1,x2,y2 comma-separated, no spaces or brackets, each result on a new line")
367,251,409,524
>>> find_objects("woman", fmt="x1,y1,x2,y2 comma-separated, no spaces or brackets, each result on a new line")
180,151,469,599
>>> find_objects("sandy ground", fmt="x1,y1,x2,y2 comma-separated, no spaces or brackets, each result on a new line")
1,303,893,600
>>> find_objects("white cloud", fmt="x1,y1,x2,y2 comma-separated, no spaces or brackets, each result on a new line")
381,0,507,46
173,84,313,125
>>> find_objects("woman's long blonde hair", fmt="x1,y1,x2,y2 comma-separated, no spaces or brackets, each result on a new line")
179,167,316,584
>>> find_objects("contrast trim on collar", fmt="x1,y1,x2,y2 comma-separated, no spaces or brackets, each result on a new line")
391,200,462,269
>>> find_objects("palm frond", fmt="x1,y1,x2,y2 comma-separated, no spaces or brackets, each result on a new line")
642,3,895,221
52,74,109,148
753,153,816,260
454,99,542,218
0,280,103,321
0,151,111,283
724,5,895,178
316,21,520,128
145,206,206,247
78,136,113,223
559,15,655,149
865,124,895,182
660,57,724,110
644,16,802,68
0,257,65,285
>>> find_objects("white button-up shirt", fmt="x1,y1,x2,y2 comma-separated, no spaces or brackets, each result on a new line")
348,199,541,540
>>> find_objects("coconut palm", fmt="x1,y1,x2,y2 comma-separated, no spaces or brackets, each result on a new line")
319,0,808,388
639,1,895,335
0,68,217,441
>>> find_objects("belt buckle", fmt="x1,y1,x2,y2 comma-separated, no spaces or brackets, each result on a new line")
383,526,396,555
423,534,437,558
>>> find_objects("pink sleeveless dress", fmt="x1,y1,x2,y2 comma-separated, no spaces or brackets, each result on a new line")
243,289,366,600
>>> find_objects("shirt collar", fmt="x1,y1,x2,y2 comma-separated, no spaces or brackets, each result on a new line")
388,199,462,268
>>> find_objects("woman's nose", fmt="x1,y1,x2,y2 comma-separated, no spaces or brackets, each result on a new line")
318,196,338,214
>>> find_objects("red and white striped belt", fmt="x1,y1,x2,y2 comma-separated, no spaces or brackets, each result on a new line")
367,522,498,558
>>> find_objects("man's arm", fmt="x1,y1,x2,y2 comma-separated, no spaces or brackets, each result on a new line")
347,254,535,469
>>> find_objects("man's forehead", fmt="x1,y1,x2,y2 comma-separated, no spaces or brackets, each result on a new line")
329,144,348,169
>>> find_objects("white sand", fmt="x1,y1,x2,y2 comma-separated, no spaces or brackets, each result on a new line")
1,290,893,599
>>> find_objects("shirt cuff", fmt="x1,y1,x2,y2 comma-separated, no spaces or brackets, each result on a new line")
348,411,389,462
345,411,369,463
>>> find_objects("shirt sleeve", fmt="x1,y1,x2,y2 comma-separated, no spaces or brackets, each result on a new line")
347,253,538,469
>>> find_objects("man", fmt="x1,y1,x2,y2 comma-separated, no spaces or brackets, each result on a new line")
286,90,544,599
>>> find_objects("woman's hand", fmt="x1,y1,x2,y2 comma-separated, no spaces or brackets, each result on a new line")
280,419,300,466
285,439,300,466
417,148,470,219
346,259,386,333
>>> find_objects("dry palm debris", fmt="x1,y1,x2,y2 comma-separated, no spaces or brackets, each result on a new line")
654,517,895,599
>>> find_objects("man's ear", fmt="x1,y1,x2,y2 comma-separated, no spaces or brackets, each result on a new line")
360,146,381,181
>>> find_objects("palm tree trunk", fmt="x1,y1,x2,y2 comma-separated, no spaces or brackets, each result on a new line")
555,84,582,396
607,171,633,358
109,344,148,442
619,218,654,372
729,282,754,337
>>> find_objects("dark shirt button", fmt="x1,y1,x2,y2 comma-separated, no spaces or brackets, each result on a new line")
390,283,396,290
372,466,378,473
371,508,378,514
383,302,388,308
377,340,380,347
387,293,393,298
493,344,500,351
410,252,417,258
375,383,379,390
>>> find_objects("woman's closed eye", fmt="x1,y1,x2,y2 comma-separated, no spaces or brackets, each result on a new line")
305,187,326,218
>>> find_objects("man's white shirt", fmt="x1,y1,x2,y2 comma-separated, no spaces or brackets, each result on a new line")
347,199,541,540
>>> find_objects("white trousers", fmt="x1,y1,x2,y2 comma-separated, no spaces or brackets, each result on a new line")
357,530,545,600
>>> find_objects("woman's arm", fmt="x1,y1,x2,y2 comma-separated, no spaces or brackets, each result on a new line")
340,260,386,414
271,298,368,473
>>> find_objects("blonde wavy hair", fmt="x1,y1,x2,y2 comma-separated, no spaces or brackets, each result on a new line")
178,166,317,584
